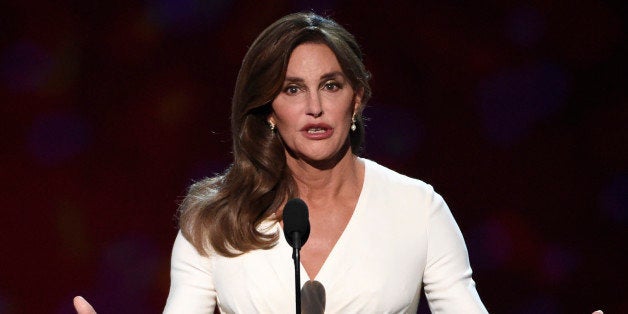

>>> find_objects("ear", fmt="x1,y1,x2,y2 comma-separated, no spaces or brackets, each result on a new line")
353,87,364,114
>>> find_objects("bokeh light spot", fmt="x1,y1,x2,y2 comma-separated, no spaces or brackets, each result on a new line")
514,295,562,314
26,111,92,166
147,0,231,33
469,217,513,271
364,104,423,160
1,40,53,92
541,244,579,282
56,200,91,260
0,291,12,314
156,91,193,129
477,62,571,146
92,236,160,312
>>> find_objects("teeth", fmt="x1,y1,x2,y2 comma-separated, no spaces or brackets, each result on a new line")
307,128,325,134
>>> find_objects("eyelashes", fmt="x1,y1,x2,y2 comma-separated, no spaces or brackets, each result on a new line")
282,80,344,95
323,81,343,91
284,85,301,94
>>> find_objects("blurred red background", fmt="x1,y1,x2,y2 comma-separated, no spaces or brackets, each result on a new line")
1,0,626,313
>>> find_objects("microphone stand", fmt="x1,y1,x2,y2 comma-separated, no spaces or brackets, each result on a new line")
291,232,302,314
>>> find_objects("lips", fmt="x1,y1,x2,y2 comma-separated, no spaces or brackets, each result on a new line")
301,123,333,139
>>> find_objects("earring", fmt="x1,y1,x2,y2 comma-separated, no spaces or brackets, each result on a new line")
269,121,275,131
351,115,357,131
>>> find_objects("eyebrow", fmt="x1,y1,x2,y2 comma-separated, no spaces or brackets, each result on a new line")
284,71,346,83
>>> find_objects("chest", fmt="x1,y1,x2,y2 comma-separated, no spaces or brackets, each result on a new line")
210,200,429,313
300,204,355,279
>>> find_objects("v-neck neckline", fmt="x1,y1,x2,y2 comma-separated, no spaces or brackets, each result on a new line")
291,158,371,284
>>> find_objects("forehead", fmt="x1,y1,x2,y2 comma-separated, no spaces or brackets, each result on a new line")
285,43,342,77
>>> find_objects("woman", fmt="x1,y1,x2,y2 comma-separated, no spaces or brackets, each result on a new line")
164,12,486,313
76,12,487,313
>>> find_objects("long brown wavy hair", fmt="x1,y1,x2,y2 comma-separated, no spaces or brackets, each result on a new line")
179,12,372,257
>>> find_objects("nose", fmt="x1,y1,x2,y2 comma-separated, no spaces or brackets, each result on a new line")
306,92,323,118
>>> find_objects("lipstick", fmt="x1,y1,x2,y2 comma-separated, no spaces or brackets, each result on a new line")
300,123,334,140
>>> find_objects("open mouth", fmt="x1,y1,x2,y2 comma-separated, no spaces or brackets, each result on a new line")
307,127,327,134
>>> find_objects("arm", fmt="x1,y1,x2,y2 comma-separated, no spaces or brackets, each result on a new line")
163,231,217,314
422,188,487,313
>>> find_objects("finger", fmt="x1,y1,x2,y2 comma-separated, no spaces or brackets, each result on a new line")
73,296,97,314
592,311,603,314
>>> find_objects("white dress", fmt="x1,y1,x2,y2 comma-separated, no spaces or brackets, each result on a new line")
163,159,487,313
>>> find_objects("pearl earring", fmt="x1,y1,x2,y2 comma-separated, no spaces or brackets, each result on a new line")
269,121,275,131
351,115,357,131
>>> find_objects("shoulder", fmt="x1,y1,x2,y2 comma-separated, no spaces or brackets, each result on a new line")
171,231,213,271
362,158,436,200
178,176,224,255
359,158,448,227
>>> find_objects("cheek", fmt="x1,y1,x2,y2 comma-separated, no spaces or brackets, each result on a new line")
335,102,356,121
271,99,301,124
273,110,298,127
271,112,300,139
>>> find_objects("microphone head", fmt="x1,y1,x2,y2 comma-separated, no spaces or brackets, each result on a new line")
302,280,326,312
282,198,310,248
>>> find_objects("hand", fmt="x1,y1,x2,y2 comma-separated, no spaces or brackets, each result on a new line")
593,311,603,314
73,296,97,314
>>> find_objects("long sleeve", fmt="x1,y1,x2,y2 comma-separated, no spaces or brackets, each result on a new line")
422,188,488,313
163,231,216,314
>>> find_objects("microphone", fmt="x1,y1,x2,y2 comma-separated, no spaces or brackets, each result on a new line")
301,280,326,314
282,198,310,314
283,198,310,249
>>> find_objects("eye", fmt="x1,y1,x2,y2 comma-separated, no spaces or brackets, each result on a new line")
284,85,301,95
323,81,342,92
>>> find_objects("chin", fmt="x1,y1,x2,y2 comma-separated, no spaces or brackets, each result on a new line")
298,150,333,161
300,145,351,165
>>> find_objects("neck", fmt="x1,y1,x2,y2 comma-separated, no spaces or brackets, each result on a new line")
286,148,363,205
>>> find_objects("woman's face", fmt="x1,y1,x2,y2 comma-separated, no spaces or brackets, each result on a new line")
270,43,361,163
